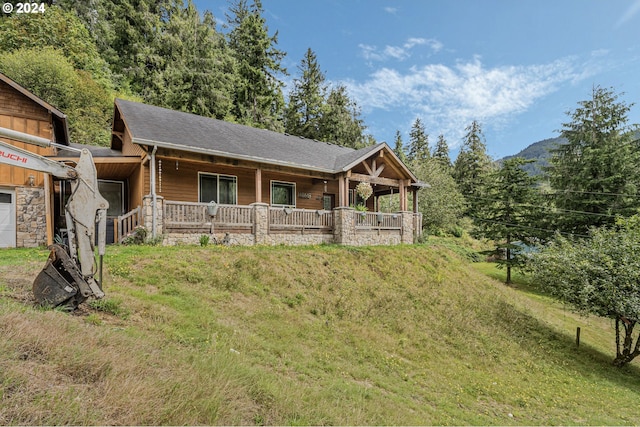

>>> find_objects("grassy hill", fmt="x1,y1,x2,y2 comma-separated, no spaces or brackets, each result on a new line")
1,240,640,425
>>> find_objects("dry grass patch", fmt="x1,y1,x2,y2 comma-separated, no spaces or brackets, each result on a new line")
2,243,640,424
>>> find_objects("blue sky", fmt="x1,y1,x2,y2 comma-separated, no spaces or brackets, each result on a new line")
195,0,640,159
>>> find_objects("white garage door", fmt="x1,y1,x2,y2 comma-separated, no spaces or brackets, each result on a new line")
0,189,16,248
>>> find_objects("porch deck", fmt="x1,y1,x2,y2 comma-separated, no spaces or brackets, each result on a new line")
118,199,421,246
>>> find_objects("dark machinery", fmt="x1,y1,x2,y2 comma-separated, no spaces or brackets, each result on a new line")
0,127,108,309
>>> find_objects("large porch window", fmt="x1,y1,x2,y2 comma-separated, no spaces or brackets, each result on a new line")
199,173,237,204
271,181,295,207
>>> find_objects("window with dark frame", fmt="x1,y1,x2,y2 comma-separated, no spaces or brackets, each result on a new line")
271,181,295,207
199,173,237,204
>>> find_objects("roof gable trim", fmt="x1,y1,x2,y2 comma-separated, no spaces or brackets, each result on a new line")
339,143,418,182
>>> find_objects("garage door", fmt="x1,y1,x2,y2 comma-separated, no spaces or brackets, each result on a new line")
0,189,16,248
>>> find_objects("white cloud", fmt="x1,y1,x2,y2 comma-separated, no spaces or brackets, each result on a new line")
345,56,585,147
384,7,397,14
359,37,442,62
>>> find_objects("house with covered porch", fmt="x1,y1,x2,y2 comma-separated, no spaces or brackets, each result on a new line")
110,98,425,246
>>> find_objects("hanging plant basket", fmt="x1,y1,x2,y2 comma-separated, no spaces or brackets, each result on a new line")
355,181,373,201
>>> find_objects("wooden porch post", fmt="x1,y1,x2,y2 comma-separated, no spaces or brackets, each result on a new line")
399,181,406,211
345,175,350,206
255,168,262,203
413,187,418,213
338,174,350,207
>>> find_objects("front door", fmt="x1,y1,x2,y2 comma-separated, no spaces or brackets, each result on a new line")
0,189,16,248
98,180,126,244
323,194,335,211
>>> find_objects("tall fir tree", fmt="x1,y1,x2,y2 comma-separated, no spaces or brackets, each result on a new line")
476,157,542,283
153,0,236,119
407,118,429,162
432,134,452,170
284,48,327,140
226,0,287,131
392,130,408,163
453,120,494,217
318,84,371,149
547,85,640,236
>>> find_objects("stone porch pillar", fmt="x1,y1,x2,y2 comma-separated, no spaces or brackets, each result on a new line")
252,202,269,245
401,211,414,244
142,195,164,238
333,206,355,245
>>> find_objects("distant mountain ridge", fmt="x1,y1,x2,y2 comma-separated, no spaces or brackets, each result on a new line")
500,136,566,176
502,130,640,176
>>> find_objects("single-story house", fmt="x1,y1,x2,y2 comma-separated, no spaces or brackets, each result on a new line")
1,81,425,247
107,98,425,246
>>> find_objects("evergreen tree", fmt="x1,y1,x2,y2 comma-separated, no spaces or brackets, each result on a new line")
453,120,494,217
58,0,170,93
476,157,542,283
392,130,408,163
284,48,327,140
319,84,370,149
547,86,640,236
407,118,429,162
432,134,452,170
226,0,287,131
153,0,236,119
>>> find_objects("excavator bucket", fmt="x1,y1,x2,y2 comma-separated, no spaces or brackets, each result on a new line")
32,245,88,310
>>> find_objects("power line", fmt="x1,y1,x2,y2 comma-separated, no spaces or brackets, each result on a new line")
465,194,623,219
470,216,590,239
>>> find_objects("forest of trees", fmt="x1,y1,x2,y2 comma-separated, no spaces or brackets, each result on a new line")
0,0,371,148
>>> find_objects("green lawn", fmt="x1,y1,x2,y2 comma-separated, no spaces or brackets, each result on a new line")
0,241,638,425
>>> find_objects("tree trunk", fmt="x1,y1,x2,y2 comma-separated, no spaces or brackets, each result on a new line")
505,235,512,284
613,316,640,367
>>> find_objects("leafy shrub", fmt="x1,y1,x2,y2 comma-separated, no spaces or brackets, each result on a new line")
450,226,464,238
122,226,147,245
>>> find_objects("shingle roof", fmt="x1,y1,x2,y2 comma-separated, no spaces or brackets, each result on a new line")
116,98,369,173
114,99,418,183
56,143,130,158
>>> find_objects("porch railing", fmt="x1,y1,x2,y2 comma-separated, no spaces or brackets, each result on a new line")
162,202,403,234
214,204,253,227
269,207,334,231
164,201,253,230
354,211,402,230
115,205,142,243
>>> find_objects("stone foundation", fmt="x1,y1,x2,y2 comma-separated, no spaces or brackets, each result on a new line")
15,187,46,248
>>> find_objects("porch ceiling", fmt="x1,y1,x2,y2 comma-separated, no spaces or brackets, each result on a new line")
94,160,139,180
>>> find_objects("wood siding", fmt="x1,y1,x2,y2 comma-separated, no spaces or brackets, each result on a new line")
0,81,55,188
144,156,342,210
